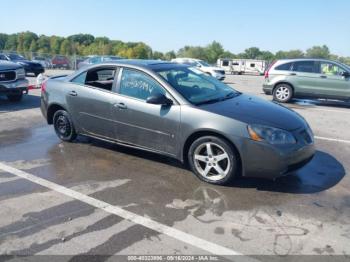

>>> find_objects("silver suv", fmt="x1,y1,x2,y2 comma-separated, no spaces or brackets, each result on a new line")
263,59,350,103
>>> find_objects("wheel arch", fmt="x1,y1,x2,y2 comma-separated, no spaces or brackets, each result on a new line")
182,130,242,171
47,103,68,125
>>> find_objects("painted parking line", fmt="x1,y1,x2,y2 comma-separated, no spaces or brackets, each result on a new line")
0,162,258,260
315,136,350,144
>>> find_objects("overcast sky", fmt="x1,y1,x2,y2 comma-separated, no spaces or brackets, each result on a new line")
1,0,349,56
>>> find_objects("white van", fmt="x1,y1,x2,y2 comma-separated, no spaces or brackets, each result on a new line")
217,58,267,75
171,58,225,81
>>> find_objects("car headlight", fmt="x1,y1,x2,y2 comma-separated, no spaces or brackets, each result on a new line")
247,124,296,145
15,68,26,79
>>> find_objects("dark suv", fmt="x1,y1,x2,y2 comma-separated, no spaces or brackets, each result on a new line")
0,53,45,76
0,61,29,102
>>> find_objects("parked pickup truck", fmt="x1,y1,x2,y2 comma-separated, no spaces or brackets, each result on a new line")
0,61,29,102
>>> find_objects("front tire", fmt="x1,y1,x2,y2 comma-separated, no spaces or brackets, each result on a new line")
188,136,238,185
273,84,293,103
53,110,77,142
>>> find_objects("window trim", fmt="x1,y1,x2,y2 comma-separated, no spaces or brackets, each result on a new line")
70,65,119,94
291,61,317,74
115,67,178,104
317,61,347,76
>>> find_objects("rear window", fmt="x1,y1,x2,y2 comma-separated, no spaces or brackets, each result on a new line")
275,62,293,71
292,61,316,73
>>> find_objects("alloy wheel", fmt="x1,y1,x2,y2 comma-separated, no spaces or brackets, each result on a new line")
193,142,231,181
275,86,290,101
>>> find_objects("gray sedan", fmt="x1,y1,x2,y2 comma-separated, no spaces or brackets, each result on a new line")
41,60,315,185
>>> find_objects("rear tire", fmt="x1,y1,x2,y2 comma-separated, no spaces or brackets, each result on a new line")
7,93,23,102
188,136,238,185
53,110,77,142
273,83,293,103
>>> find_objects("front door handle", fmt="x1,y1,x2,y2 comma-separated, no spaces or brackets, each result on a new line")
114,102,127,109
320,75,327,79
69,91,78,96
289,73,297,76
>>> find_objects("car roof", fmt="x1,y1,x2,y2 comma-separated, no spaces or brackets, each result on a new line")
276,58,340,63
94,59,187,70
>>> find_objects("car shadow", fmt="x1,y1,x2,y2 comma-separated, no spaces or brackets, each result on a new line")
289,98,350,109
0,93,40,112
232,150,345,194
83,137,345,194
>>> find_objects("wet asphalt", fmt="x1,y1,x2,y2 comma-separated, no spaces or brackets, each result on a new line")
0,73,349,259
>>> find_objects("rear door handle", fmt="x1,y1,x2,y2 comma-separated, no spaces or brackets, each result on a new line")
289,73,297,76
114,102,127,109
69,91,78,96
320,75,327,79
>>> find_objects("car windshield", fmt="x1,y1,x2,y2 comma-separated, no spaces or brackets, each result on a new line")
155,66,240,105
8,54,25,60
341,62,350,71
197,61,210,67
106,56,121,61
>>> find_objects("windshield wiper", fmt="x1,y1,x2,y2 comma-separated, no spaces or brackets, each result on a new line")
222,91,241,100
195,92,241,106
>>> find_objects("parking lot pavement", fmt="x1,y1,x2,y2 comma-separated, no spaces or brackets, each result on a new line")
0,72,350,258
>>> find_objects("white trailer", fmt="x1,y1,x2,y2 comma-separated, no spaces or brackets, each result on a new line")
217,58,267,75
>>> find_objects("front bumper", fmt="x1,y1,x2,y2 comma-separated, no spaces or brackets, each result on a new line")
237,129,315,179
213,73,225,81
0,79,29,95
263,83,273,95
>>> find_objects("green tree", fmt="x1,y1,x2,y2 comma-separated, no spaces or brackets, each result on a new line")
177,46,207,61
257,51,275,61
50,36,62,55
29,40,37,52
275,49,304,59
60,39,72,55
37,35,50,53
152,51,164,60
205,41,224,63
4,34,17,50
0,33,8,50
164,51,176,61
242,47,261,59
219,51,236,59
306,45,330,59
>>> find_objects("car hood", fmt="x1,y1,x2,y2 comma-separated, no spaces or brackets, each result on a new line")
203,66,223,71
0,61,22,70
198,94,305,131
14,60,41,66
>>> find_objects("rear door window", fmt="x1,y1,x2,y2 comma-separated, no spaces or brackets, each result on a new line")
275,62,293,71
292,61,316,73
71,67,116,91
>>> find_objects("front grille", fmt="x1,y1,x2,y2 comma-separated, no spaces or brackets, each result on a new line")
0,71,16,82
300,129,313,144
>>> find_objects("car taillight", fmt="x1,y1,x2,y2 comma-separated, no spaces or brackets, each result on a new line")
265,61,276,79
41,80,47,93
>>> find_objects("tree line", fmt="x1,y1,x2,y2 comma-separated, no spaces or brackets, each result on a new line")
0,31,349,65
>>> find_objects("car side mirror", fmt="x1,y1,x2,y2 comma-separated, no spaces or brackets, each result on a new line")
342,71,350,78
146,93,173,106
